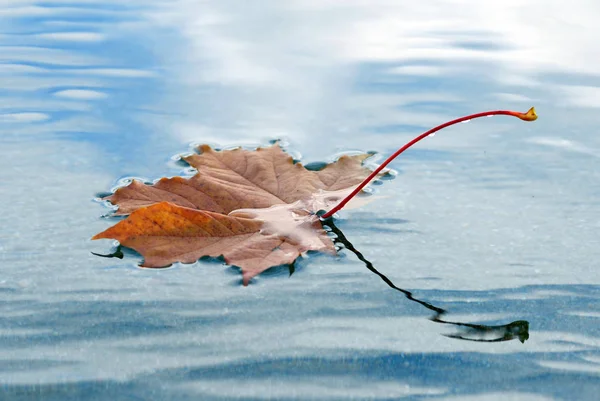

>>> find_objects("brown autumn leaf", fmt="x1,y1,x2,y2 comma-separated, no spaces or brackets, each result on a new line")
105,144,373,215
93,144,379,285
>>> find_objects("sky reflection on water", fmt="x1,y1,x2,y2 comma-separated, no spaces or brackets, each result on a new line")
1,1,599,400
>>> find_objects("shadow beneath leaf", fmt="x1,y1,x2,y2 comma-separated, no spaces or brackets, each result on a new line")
323,218,529,344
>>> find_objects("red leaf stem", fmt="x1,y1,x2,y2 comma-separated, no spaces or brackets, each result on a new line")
321,107,537,219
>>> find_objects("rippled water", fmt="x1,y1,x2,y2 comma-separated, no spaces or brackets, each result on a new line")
1,1,599,400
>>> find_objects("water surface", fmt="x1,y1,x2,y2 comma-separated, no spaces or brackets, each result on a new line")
1,1,599,400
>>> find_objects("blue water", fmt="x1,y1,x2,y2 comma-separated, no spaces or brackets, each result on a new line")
1,1,599,400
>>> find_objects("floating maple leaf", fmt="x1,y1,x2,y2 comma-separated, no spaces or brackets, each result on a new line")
93,107,537,285
93,144,379,284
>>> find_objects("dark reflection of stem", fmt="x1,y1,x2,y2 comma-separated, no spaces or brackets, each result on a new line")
322,218,529,343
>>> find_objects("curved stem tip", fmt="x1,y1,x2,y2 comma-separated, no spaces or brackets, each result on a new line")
321,107,537,219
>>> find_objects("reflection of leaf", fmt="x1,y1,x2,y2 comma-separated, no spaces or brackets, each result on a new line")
93,144,379,285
